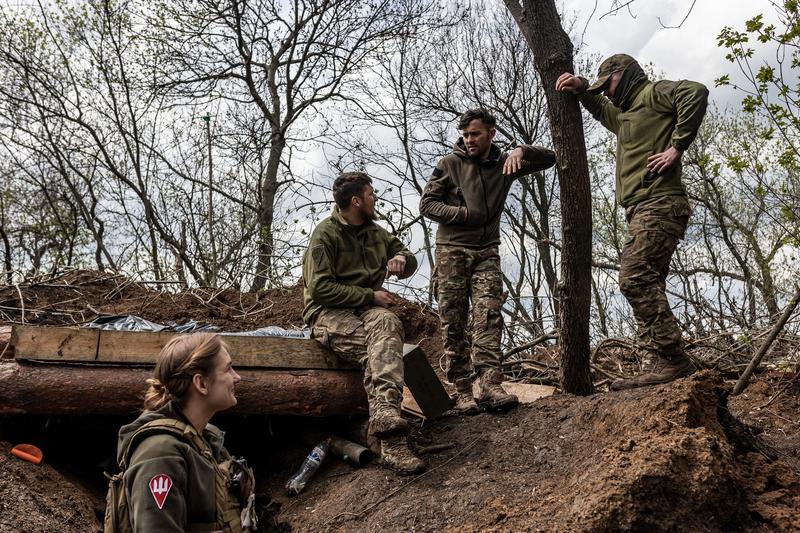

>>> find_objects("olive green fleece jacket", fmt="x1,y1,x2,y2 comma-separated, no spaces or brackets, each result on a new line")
419,141,556,248
302,206,417,323
576,67,709,207
117,402,238,532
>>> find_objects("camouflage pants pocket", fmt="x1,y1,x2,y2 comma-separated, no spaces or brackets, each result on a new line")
361,307,405,409
618,229,684,356
471,266,503,370
311,308,367,366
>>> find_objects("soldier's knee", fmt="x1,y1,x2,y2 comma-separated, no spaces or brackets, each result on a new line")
368,309,404,337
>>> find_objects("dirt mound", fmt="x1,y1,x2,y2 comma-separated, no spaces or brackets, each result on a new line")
266,372,799,532
2,271,799,531
0,269,441,342
0,441,101,531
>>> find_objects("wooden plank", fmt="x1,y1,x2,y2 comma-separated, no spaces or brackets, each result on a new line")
401,386,426,419
0,326,13,359
402,344,451,419
11,325,100,361
11,325,357,370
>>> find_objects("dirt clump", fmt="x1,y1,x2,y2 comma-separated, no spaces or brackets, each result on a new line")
266,372,799,532
0,441,101,531
1,271,799,531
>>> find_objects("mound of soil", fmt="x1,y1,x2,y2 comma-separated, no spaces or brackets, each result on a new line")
0,442,101,531
1,271,799,531
266,372,799,532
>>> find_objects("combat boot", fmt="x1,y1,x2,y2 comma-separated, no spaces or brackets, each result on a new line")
610,354,696,391
477,368,518,412
381,437,426,475
451,378,481,415
368,404,410,439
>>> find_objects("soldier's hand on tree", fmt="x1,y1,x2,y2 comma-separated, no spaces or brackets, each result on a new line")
646,146,682,175
373,290,398,308
555,73,584,94
386,255,406,277
502,148,525,175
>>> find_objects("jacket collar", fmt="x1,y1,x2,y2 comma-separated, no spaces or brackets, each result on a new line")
454,138,503,163
331,205,374,228
614,61,649,110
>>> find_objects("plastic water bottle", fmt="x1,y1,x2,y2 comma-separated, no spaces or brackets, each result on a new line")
286,440,329,496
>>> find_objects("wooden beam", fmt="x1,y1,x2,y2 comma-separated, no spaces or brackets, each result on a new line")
11,325,356,370
0,360,367,417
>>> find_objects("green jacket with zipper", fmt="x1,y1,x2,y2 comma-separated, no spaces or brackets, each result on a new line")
576,64,709,207
419,141,556,248
302,206,417,324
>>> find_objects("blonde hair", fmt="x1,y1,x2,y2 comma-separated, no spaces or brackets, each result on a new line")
143,333,225,411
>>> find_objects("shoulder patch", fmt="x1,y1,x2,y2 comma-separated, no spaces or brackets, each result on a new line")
149,474,173,509
654,80,680,97
432,167,443,178
311,244,328,273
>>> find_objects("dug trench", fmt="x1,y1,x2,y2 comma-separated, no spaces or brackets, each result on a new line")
3,373,798,531
0,272,799,531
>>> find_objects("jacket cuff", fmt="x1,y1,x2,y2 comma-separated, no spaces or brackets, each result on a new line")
363,288,375,305
671,140,688,152
520,145,557,171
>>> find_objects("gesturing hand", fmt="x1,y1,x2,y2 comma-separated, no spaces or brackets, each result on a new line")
502,147,525,176
387,255,406,278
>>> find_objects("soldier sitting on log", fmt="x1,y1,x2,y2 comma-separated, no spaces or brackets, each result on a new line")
302,171,426,475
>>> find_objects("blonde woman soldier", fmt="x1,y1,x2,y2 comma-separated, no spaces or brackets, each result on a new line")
108,333,255,532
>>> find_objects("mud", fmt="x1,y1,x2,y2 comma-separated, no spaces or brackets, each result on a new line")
0,271,799,532
0,441,101,531
266,373,799,532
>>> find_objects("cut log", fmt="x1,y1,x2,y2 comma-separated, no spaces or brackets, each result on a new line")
6,326,449,419
0,360,367,417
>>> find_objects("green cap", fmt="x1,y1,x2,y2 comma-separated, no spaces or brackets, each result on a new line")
587,54,637,94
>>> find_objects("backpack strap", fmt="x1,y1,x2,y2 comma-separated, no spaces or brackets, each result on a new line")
120,418,210,469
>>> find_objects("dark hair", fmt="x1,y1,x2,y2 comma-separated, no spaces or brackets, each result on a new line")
143,333,225,410
333,171,372,209
458,108,497,130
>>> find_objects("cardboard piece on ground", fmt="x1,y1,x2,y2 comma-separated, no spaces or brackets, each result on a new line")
401,386,425,419
402,344,451,419
472,381,555,404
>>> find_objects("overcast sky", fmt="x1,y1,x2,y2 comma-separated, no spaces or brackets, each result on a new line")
564,0,772,108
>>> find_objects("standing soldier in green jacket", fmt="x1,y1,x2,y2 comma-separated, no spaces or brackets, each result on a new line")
555,53,709,389
303,171,425,475
419,109,556,414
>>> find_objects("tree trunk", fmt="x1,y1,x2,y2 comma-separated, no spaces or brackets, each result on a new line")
0,360,367,417
504,0,593,395
250,135,284,292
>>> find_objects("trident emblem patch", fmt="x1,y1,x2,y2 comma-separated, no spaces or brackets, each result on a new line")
149,474,173,509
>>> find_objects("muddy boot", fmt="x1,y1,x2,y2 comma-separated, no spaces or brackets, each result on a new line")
368,404,410,439
451,378,481,415
380,437,426,475
610,354,696,391
477,368,518,412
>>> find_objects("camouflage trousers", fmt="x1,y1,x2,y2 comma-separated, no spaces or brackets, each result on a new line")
310,306,405,415
619,195,691,359
434,244,504,382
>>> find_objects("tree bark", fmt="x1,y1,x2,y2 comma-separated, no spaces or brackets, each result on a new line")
0,360,367,417
250,135,284,292
504,0,593,395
